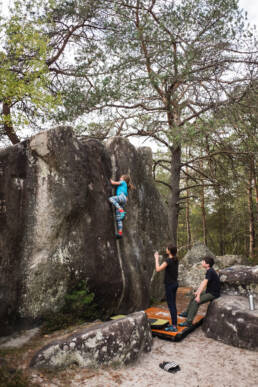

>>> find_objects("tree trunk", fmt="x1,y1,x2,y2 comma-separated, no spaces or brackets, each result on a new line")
217,189,225,255
201,183,207,245
170,145,181,246
2,102,20,144
247,161,255,260
185,163,192,248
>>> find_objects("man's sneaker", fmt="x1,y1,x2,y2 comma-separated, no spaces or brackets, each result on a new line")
179,321,192,327
179,311,187,318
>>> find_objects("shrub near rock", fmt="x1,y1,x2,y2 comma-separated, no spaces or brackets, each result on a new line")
41,280,100,334
0,359,39,387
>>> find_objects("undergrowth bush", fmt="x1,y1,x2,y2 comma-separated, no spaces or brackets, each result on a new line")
41,280,100,334
0,365,39,387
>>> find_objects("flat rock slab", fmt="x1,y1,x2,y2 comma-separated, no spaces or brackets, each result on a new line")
219,265,258,296
30,311,152,369
202,295,258,350
0,328,40,349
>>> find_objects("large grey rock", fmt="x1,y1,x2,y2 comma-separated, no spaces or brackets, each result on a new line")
219,265,258,297
106,137,168,307
215,255,249,269
178,243,249,289
183,242,216,266
0,127,169,335
202,295,258,350
30,311,152,369
178,243,215,288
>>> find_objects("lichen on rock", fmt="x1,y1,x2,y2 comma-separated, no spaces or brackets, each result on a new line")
30,311,152,369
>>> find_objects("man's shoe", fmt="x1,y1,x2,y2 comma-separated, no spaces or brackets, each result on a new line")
179,321,192,327
179,312,187,318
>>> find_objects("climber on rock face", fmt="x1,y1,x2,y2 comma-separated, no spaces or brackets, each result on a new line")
109,174,134,239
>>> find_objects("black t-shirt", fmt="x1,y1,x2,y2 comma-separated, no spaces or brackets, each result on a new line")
205,268,220,298
164,258,178,284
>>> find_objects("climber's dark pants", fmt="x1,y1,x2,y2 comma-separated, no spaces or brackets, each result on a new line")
165,282,178,326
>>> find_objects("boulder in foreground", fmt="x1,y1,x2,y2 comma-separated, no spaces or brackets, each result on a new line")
202,295,258,350
30,311,152,369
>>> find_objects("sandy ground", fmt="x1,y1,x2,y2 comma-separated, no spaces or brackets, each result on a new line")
1,289,258,387
61,329,258,387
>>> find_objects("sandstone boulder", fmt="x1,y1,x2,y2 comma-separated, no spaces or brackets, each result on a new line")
106,137,169,306
215,255,249,269
178,243,215,288
0,127,169,335
30,311,152,369
219,265,258,297
178,243,249,290
202,295,258,350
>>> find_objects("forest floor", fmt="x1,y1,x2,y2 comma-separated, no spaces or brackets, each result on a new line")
0,288,257,387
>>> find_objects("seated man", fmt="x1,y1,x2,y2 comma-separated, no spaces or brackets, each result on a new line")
179,256,220,327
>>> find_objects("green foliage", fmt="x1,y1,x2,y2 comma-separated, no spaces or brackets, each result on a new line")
0,0,62,133
0,365,39,387
40,312,79,334
63,280,96,318
41,280,100,334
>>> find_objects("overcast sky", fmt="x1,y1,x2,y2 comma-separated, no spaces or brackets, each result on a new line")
1,0,258,27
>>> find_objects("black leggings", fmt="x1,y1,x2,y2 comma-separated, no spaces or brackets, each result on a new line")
165,282,178,326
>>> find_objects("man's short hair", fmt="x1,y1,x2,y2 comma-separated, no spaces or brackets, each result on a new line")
203,256,214,267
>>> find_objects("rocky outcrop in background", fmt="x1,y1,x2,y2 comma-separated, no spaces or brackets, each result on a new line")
178,243,217,289
219,265,258,296
0,127,170,335
178,242,249,289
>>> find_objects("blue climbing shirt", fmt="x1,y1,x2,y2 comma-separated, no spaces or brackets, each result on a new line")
116,180,128,197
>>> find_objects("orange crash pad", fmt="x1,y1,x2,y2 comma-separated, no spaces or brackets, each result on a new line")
145,307,204,342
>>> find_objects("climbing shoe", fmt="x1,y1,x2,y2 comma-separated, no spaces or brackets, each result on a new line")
179,311,188,318
164,325,178,332
179,321,192,327
116,233,123,239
